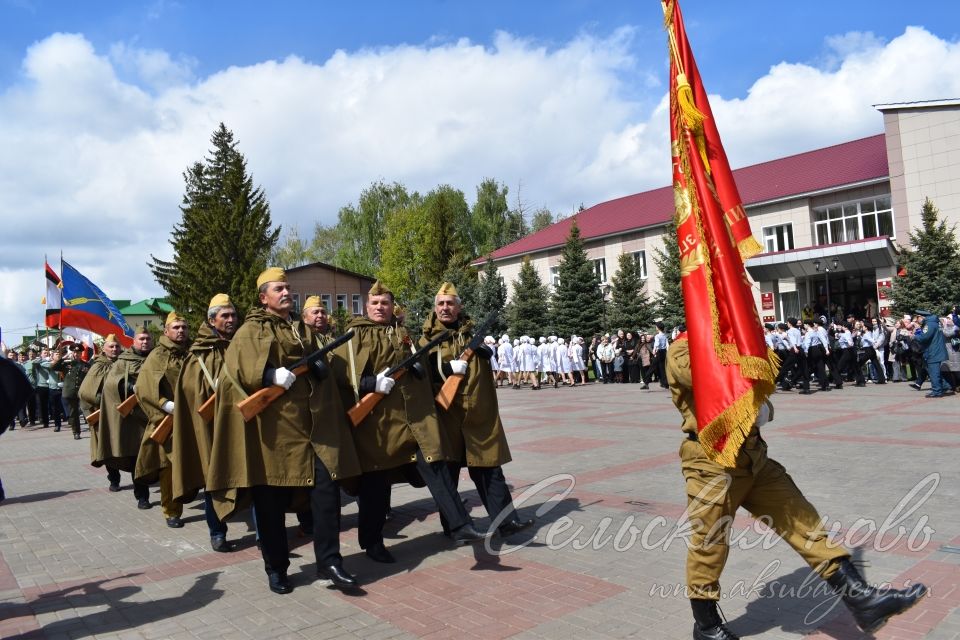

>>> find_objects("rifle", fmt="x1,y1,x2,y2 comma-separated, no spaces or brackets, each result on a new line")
196,394,215,423
149,414,173,444
236,330,355,422
347,330,451,427
116,393,138,417
435,311,498,410
86,409,101,427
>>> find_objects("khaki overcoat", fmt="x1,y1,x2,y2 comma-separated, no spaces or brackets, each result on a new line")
92,349,148,472
331,316,451,473
206,308,361,520
420,312,511,467
135,336,190,483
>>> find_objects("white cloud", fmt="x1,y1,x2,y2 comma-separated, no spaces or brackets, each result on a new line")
1,25,959,344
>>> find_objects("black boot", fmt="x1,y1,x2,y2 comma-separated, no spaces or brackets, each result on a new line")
690,599,738,640
826,558,927,633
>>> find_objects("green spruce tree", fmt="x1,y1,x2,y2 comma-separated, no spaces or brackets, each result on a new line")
891,197,960,315
607,251,656,332
150,123,279,327
476,258,509,335
506,256,550,337
550,221,604,338
652,221,685,330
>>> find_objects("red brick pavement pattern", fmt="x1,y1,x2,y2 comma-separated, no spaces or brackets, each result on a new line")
906,421,960,434
342,556,626,639
510,436,617,454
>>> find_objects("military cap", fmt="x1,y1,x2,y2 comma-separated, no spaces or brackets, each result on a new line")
165,310,186,326
303,295,324,310
256,267,287,289
436,281,458,297
369,280,392,297
208,293,232,310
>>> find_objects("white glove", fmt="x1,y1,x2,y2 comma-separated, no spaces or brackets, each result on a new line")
449,359,468,375
755,401,771,428
272,367,296,390
375,368,396,395
161,400,175,414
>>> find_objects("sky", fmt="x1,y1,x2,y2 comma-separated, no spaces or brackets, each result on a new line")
2,0,960,344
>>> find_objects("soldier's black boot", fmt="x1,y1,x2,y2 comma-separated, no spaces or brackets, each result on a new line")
826,558,927,633
690,599,739,640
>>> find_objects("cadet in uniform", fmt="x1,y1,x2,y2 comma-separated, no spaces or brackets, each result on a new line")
667,334,927,639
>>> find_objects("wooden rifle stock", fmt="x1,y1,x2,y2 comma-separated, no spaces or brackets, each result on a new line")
347,369,411,427
435,346,475,410
149,414,173,444
197,394,215,423
236,363,309,422
85,409,101,426
116,394,138,417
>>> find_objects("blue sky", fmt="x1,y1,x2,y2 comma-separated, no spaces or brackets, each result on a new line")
2,0,960,341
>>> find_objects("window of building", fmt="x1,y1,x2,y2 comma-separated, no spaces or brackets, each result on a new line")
593,258,607,284
550,266,560,287
813,196,893,246
761,223,795,253
351,294,362,315
292,293,300,313
321,294,332,311
336,294,347,309
631,250,648,279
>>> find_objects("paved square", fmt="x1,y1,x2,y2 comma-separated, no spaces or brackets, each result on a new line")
1,381,958,639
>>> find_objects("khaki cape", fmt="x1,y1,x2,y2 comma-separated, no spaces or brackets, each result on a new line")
420,312,511,467
206,308,361,521
134,336,190,483
92,349,148,472
331,316,451,472
169,322,227,502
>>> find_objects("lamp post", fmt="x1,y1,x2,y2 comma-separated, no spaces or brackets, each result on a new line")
813,258,840,319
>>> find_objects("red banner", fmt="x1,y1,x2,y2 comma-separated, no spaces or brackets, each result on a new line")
665,0,777,466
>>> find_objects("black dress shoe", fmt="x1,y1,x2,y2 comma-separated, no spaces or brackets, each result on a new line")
74,433,81,440
364,542,396,564
318,563,360,590
211,537,236,553
166,516,184,528
451,522,491,545
137,498,152,509
498,518,534,537
909,382,922,390
108,483,121,492
268,572,293,595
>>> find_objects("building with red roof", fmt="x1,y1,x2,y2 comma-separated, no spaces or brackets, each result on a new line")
476,99,960,324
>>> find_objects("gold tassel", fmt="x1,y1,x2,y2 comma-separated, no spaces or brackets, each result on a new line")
676,73,706,131
737,234,764,260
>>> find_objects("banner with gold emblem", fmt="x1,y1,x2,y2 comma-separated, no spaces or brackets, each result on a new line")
663,0,778,466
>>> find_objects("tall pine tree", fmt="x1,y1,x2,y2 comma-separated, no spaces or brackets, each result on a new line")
150,123,279,327
607,251,656,332
891,197,960,315
476,258,508,335
550,221,604,338
652,221,685,330
506,256,550,337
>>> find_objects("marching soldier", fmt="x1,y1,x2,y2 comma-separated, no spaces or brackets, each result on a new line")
170,294,238,552
332,280,488,564
79,335,122,489
206,268,362,595
421,282,533,537
667,334,927,639
135,311,190,528
92,329,152,507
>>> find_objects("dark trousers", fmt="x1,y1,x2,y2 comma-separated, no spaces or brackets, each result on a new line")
857,347,886,384
807,345,829,390
48,389,63,429
778,350,798,389
203,491,228,538
65,396,81,435
252,458,342,576
358,449,470,549
834,349,857,385
106,466,149,500
655,351,668,387
601,361,614,383
462,465,517,526
35,387,50,426
25,389,37,424
627,362,641,383
797,352,811,391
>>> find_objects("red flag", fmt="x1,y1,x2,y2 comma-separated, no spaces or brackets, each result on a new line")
664,0,777,466
44,261,62,329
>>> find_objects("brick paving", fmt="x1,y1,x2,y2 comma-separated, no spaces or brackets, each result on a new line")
1,381,958,639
